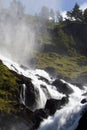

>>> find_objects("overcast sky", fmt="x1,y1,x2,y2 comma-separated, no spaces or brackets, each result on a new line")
2,0,87,14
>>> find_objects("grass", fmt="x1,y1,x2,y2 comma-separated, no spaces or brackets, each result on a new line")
35,52,87,79
0,62,19,113
0,98,17,113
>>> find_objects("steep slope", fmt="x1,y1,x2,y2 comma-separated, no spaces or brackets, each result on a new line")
0,56,87,130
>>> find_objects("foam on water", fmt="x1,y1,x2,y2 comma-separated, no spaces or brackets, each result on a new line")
37,83,87,130
0,55,87,130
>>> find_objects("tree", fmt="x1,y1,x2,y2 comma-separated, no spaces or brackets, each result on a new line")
56,11,63,22
66,11,73,21
66,3,83,22
39,6,49,20
72,3,83,21
10,0,24,17
84,8,87,23
49,9,55,21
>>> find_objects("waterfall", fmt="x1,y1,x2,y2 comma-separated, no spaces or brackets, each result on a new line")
1,55,87,130
37,84,87,130
20,84,26,105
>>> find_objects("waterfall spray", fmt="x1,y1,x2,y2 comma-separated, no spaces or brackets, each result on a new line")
0,0,37,66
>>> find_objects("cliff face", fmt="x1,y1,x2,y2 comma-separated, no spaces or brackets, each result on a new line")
35,21,87,83
0,59,71,130
0,60,34,129
63,22,87,56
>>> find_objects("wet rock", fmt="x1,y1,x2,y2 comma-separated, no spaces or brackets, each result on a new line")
36,74,50,84
71,82,84,90
45,96,69,115
10,70,36,109
75,111,87,130
52,79,73,95
40,85,51,98
33,109,48,129
81,98,87,104
25,82,36,108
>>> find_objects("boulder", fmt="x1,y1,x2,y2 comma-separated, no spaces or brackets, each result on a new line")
45,96,69,115
36,74,50,84
75,111,87,130
81,98,87,104
33,109,48,129
52,79,73,95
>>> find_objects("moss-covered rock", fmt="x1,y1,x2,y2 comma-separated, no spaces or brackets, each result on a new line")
0,61,19,113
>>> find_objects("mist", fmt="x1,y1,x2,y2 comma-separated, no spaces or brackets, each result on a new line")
0,0,62,67
0,0,37,66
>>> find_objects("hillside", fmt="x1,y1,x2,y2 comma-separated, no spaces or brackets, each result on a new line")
34,18,87,83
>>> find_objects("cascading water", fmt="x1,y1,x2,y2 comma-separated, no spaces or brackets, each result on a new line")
1,55,64,110
0,0,38,66
20,84,26,105
1,55,87,130
37,84,87,130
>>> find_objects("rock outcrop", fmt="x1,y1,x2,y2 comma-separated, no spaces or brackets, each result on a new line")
52,79,73,95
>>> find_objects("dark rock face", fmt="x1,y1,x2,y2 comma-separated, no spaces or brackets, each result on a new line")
10,70,36,109
75,111,87,130
25,82,36,108
31,96,69,129
72,83,83,90
45,96,69,115
52,79,73,95
36,74,50,84
33,109,49,129
81,99,87,104
0,113,32,130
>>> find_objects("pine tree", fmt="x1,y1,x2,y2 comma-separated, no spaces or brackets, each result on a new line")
72,3,83,22
56,11,63,22
39,6,49,20
66,3,83,22
49,9,55,21
84,8,87,23
66,11,73,21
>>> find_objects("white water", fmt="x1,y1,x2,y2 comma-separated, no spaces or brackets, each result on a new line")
37,84,87,130
0,0,38,66
0,55,87,130
0,55,64,110
20,84,26,105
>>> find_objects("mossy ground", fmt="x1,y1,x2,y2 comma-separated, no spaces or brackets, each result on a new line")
35,52,87,80
0,62,19,113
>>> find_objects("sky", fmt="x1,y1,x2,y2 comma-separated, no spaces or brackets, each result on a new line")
61,0,87,11
2,0,87,14
21,0,87,14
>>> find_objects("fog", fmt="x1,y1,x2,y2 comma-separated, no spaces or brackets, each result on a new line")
0,0,37,66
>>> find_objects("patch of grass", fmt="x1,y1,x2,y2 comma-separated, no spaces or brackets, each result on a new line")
0,98,17,113
0,63,19,113
35,52,87,79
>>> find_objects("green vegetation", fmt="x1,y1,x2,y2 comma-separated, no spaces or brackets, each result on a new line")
33,3,87,81
0,62,19,113
35,52,87,79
